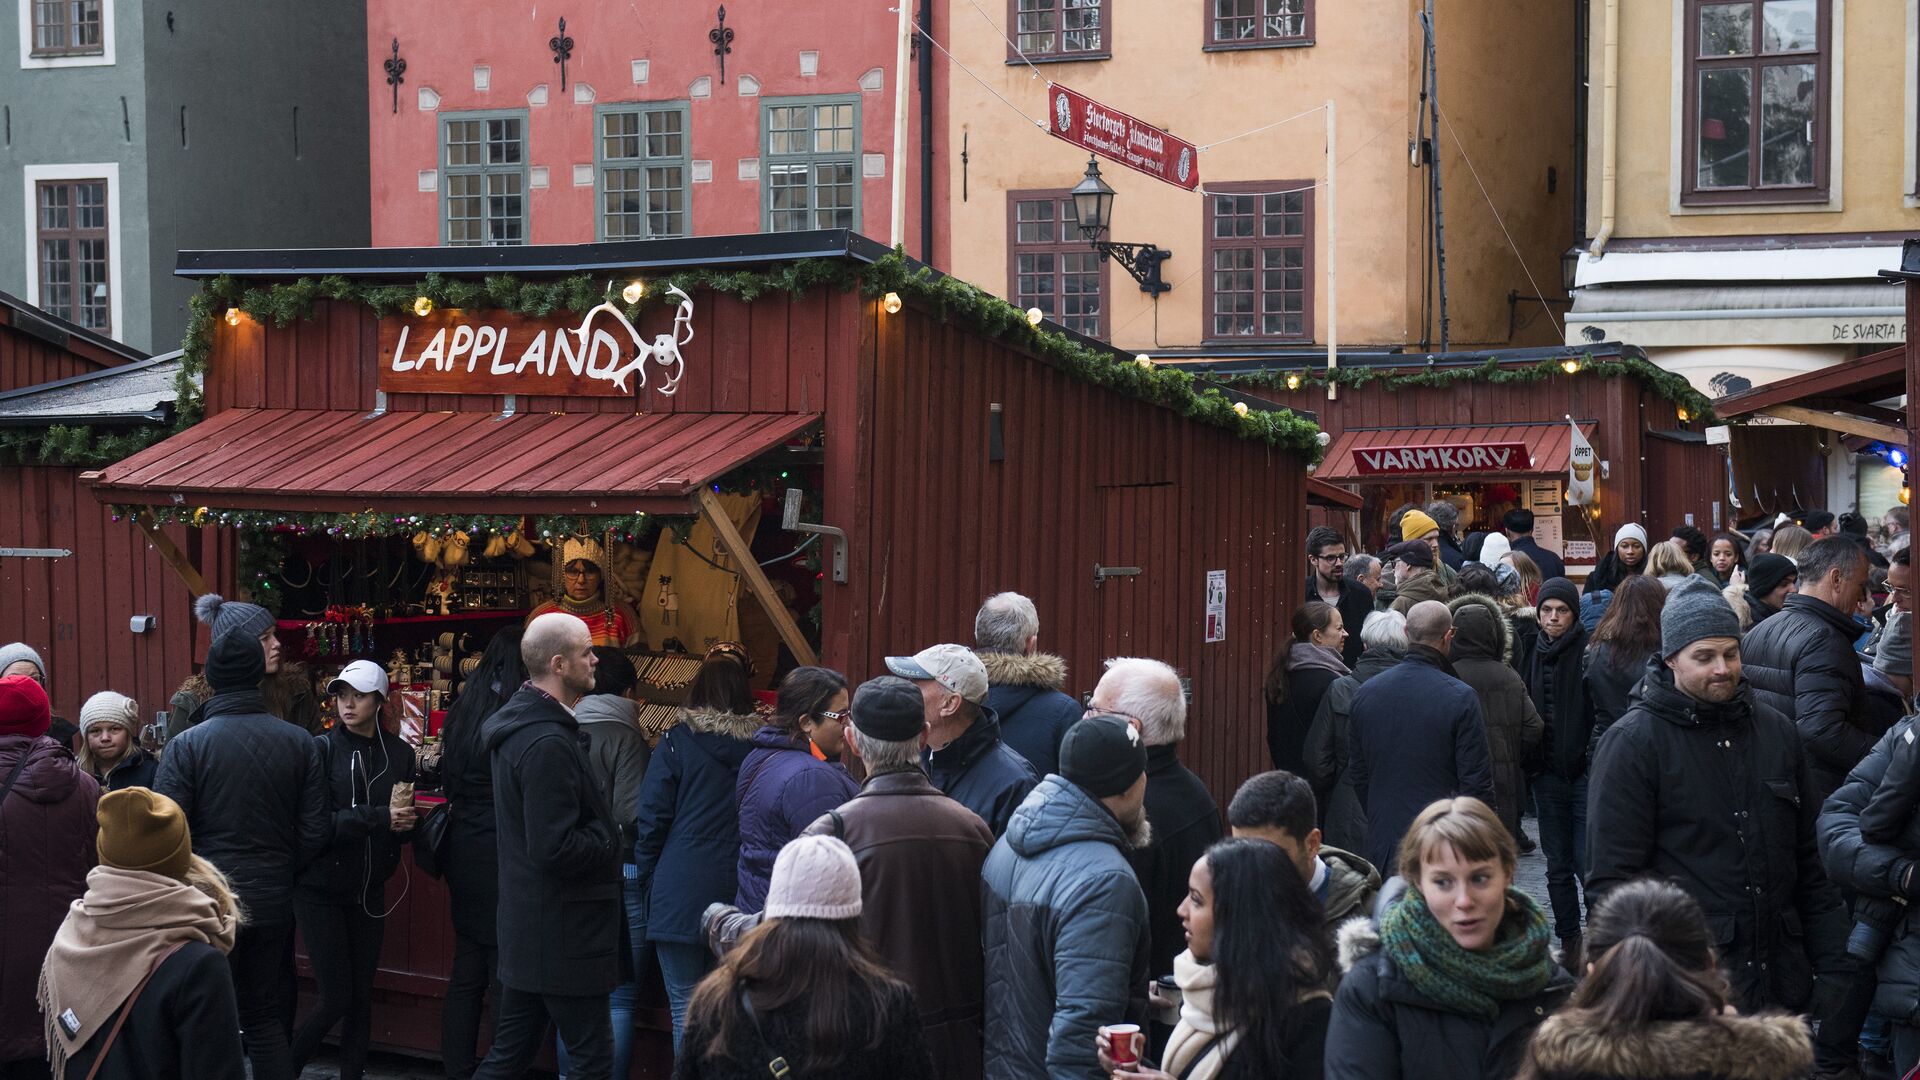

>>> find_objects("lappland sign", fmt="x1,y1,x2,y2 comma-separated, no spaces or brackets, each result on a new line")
1047,85,1200,191
378,286,695,397
1350,442,1535,477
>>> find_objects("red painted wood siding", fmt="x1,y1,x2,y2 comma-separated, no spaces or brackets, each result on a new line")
0,316,132,392
0,465,230,724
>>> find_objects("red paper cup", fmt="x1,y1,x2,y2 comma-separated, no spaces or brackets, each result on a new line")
1106,1023,1142,1068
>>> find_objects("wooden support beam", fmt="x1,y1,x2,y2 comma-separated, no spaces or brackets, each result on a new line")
134,509,209,598
1758,405,1907,445
695,488,818,667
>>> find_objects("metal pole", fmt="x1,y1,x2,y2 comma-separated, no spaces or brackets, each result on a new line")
918,0,935,262
1325,100,1338,401
889,0,914,249
1422,3,1451,351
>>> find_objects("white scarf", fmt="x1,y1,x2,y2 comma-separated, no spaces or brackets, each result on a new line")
1161,951,1238,1080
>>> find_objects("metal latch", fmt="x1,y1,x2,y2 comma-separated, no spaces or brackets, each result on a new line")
0,547,71,558
782,488,848,584
1093,563,1141,589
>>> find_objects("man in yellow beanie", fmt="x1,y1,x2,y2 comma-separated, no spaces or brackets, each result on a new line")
1399,508,1458,590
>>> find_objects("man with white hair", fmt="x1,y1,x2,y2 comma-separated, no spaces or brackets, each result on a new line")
975,591,1082,778
1091,657,1221,980
889,643,1038,837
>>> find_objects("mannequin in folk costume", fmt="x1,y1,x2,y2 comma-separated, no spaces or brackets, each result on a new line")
527,536,646,648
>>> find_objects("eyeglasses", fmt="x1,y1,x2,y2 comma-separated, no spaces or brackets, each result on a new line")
563,565,599,578
1083,705,1145,730
1311,553,1346,563
817,709,849,723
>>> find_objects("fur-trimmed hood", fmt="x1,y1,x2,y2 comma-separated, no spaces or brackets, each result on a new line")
678,706,760,741
976,650,1068,692
1522,1011,1812,1080
1448,592,1514,664
1335,912,1382,974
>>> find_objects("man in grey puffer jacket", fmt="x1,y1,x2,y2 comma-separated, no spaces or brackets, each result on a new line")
981,715,1151,1080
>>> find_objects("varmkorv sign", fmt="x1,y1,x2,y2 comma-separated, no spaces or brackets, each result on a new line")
1047,85,1201,191
1349,442,1535,477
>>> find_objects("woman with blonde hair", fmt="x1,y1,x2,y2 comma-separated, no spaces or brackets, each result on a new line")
39,787,245,1079
1502,550,1543,609
1646,540,1696,589
1768,525,1815,563
1326,797,1572,1079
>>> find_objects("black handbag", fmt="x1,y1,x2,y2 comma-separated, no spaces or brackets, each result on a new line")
411,801,454,879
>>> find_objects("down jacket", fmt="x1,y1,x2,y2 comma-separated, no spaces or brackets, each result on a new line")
979,651,1083,780
0,734,98,1064
927,705,1038,838
733,724,858,911
1130,743,1222,978
1448,594,1544,839
982,775,1150,1080
1307,645,1401,855
1586,664,1848,1012
1742,593,1878,802
633,707,758,945
153,689,329,927
1816,718,1920,1023
1520,1009,1813,1080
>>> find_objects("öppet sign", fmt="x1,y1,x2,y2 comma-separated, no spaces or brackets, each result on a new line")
1349,442,1535,477
1047,85,1200,191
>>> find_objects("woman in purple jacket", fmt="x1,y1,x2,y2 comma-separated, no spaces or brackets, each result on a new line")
733,667,859,911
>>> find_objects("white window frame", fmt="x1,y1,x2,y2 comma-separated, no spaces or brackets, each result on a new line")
1906,0,1919,205
21,162,122,335
17,0,115,69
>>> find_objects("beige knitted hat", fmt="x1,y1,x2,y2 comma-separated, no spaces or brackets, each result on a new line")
79,690,139,734
764,835,863,920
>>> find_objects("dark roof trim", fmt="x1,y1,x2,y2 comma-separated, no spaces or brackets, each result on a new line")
0,351,181,403
1163,342,1646,374
1877,237,1920,281
0,411,168,428
0,288,148,366
1646,429,1707,445
176,229,896,280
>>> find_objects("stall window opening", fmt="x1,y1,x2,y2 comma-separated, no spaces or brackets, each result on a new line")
30,0,103,56
1207,0,1313,49
1682,0,1829,204
1007,191,1107,340
1010,0,1107,61
1204,181,1312,342
597,104,690,241
762,98,859,233
35,178,110,332
442,112,528,246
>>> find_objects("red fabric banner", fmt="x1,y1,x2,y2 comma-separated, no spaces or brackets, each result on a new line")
1349,442,1536,476
1046,84,1201,191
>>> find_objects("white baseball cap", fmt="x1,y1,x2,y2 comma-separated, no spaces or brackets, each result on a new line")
327,660,390,698
884,644,989,705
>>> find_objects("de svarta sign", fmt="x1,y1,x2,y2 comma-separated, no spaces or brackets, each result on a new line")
1350,442,1535,477
378,287,694,397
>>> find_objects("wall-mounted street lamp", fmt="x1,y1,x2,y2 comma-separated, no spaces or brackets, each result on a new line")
1070,157,1172,296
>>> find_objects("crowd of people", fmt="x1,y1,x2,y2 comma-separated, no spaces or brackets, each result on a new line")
0,500,1915,1080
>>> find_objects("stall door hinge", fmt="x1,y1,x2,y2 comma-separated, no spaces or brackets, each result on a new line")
1093,563,1141,589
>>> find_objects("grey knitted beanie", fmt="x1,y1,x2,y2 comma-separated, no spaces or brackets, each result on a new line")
1661,576,1743,657
193,593,275,643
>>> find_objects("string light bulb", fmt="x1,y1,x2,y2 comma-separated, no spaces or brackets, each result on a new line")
622,280,646,304
1232,402,1250,418
883,291,903,314
1903,485,1912,506
1025,306,1044,327
413,296,434,317
1134,354,1154,369
1561,358,1581,375
1676,407,1690,422
1285,373,1302,391
224,307,242,327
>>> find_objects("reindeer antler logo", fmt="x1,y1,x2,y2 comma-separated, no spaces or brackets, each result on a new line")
567,285,695,396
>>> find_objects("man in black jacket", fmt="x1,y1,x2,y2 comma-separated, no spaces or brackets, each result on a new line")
1525,577,1596,967
1743,535,1876,804
893,643,1038,837
1093,656,1222,980
1306,526,1372,666
1503,508,1567,580
1588,578,1849,1063
474,612,621,1079
974,592,1083,778
154,629,328,1080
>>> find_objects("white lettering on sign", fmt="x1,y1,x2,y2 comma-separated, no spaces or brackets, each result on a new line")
1355,445,1518,472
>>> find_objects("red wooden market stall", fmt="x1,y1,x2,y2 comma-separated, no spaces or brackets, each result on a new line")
80,230,1334,1071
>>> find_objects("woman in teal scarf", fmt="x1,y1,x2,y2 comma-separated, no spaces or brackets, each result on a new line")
1325,796,1574,1079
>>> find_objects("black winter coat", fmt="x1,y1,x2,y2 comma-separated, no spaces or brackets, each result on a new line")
672,980,934,1080
1448,595,1543,839
1326,908,1574,1080
634,707,758,945
1348,647,1495,873
481,684,621,996
1268,663,1342,776
297,724,417,908
59,940,247,1080
1310,576,1376,667
1308,647,1400,856
979,651,1082,780
1129,744,1223,978
95,746,158,792
1585,666,1848,1011
152,690,328,927
926,705,1038,839
1526,622,1596,781
1581,642,1653,760
1816,718,1920,1022
1512,537,1566,580
1520,1009,1813,1080
1742,593,1879,803
440,699,500,945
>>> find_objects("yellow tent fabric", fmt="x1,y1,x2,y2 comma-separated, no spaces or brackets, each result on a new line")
637,492,762,653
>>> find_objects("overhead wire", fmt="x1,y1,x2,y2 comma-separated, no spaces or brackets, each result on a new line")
1436,103,1565,340
955,0,1051,85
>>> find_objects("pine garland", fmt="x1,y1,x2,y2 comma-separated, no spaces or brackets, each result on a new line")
0,424,165,468
1230,354,1719,424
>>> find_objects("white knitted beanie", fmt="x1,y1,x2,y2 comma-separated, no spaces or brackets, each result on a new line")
764,835,863,920
79,690,139,734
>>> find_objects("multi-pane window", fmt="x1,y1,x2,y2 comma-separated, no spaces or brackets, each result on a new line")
442,114,527,246
1009,193,1106,339
1012,0,1106,60
30,0,103,56
1205,183,1311,340
1207,0,1313,48
598,106,689,240
763,99,858,232
36,179,110,332
1685,0,1828,203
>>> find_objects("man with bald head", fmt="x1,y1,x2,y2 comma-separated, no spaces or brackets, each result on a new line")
1346,600,1494,871
475,612,622,1078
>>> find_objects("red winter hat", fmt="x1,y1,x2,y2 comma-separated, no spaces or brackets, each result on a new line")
0,674,51,738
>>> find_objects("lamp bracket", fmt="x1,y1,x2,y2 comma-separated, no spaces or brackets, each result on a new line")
1092,240,1173,296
